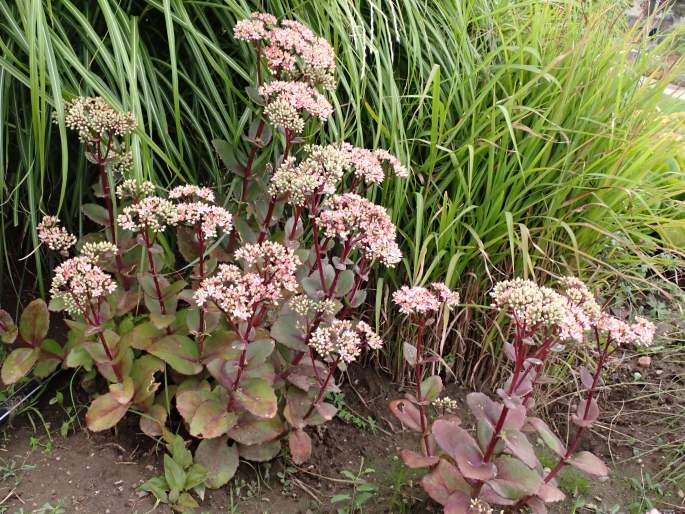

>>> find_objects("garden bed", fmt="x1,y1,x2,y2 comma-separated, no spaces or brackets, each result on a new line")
1,351,683,514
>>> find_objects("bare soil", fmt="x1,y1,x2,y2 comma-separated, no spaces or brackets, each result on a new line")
0,351,683,514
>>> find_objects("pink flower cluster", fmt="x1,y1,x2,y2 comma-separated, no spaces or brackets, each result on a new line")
176,202,233,240
196,242,300,320
116,179,156,200
393,283,460,315
117,196,179,233
317,193,402,266
596,314,655,347
310,319,383,363
490,278,567,328
38,216,77,256
50,256,117,317
259,81,333,132
169,185,216,203
235,241,301,294
339,143,409,184
234,13,335,87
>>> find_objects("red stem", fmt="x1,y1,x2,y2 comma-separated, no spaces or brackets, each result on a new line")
414,319,431,456
303,354,341,420
195,224,206,355
142,228,167,316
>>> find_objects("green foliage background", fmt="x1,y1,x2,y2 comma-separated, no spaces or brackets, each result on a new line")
1,0,684,381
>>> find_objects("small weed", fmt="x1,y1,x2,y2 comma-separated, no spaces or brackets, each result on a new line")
626,471,664,514
328,393,377,434
0,457,35,484
331,458,378,513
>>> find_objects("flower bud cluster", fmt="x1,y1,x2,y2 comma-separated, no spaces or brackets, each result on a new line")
317,193,402,266
176,202,233,240
116,179,156,201
61,96,136,143
490,278,567,328
339,144,409,184
432,396,458,412
310,319,382,363
235,241,301,295
50,256,117,317
392,283,460,315
81,241,118,262
117,196,179,233
289,295,339,318
38,216,77,255
169,185,216,203
259,81,333,132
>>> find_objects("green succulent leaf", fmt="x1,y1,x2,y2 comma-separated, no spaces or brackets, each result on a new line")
237,441,282,462
0,309,17,344
234,378,277,418
85,377,135,432
420,375,443,402
1,347,40,384
81,203,110,225
194,436,239,489
147,335,202,375
164,454,187,492
19,299,49,346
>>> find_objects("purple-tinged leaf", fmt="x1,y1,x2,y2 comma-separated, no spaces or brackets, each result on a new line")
315,402,337,421
238,440,281,462
579,366,595,389
195,436,239,488
528,417,566,458
571,398,599,428
444,491,470,514
497,388,524,409
467,392,526,430
147,334,202,375
403,342,417,366
420,460,470,505
1,347,40,384
235,378,277,419
85,378,134,431
389,399,424,433
536,483,565,502
526,497,548,514
420,376,443,402
432,419,496,480
227,414,284,445
289,429,312,464
479,484,517,506
503,342,516,362
0,309,17,344
19,299,49,346
502,429,539,469
399,449,439,469
486,456,543,500
139,404,167,437
568,451,609,476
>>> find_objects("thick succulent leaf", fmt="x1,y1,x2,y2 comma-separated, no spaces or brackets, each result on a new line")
536,483,565,502
140,404,168,437
227,414,284,445
0,309,17,343
480,484,517,506
486,456,543,500
147,335,202,375
403,342,417,366
19,299,49,345
190,399,237,439
399,449,439,469
389,399,424,433
579,366,595,389
82,203,109,225
420,376,443,402
130,355,165,405
270,313,307,351
528,417,567,457
1,347,40,384
85,377,134,431
466,392,525,430
238,441,281,462
314,402,337,421
571,399,599,428
235,378,277,418
432,419,496,480
526,497,548,514
502,429,539,469
288,429,312,464
194,436,239,489
120,321,163,351
284,388,326,428
420,460,470,505
185,463,208,490
246,339,275,367
444,491,470,514
65,346,94,370
568,451,609,476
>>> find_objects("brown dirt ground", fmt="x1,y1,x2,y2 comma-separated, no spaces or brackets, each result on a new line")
0,350,683,514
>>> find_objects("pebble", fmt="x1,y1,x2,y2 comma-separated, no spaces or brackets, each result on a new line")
637,356,651,368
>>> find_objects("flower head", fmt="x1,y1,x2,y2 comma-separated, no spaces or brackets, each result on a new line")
631,316,656,347
317,193,402,266
392,283,459,315
169,185,215,203
50,256,117,317
338,144,409,184
176,202,233,239
233,13,275,42
80,241,118,263
310,319,380,363
432,396,458,412
61,96,136,143
38,216,77,256
194,264,267,320
117,196,179,233
235,241,301,295
116,179,156,201
490,278,566,328
259,81,333,132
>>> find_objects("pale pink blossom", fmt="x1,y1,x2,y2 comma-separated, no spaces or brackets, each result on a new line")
356,320,384,350
431,282,460,307
117,196,179,233
310,319,362,363
168,185,215,203
50,256,117,317
235,241,301,296
194,264,267,320
374,148,409,178
338,144,409,184
259,81,333,132
317,193,402,266
392,283,459,315
630,316,656,347
490,278,566,328
38,216,77,255
61,96,136,143
176,202,233,239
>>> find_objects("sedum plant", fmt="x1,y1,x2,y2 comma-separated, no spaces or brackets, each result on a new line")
389,278,655,514
6,13,408,489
